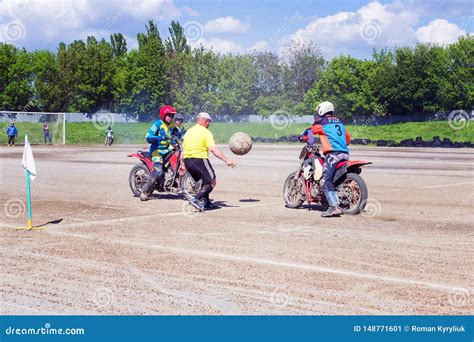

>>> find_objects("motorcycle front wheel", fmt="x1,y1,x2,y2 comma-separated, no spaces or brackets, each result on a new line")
283,171,305,208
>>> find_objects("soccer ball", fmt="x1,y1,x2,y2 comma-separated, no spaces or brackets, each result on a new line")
228,132,252,156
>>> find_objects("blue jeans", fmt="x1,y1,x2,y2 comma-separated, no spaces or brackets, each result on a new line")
322,151,349,207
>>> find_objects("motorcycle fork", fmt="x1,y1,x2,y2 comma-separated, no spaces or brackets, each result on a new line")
304,180,314,203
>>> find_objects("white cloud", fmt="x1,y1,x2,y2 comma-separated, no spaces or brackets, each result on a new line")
191,37,243,54
119,0,189,20
290,1,420,57
0,0,188,47
416,19,466,44
190,37,271,54
249,40,268,51
204,16,251,34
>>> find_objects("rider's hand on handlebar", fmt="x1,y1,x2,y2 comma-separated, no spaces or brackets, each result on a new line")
179,164,187,174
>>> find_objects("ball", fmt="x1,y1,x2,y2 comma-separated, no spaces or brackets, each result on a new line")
228,132,253,156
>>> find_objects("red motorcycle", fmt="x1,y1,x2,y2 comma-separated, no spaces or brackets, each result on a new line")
128,141,201,199
283,144,371,214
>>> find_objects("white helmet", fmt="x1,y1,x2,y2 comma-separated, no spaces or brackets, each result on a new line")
316,101,334,116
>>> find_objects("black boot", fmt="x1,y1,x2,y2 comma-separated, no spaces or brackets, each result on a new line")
140,170,161,201
203,196,218,210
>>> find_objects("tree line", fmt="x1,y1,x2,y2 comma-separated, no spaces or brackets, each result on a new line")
0,20,472,120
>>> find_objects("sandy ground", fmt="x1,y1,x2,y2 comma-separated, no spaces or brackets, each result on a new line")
0,144,473,315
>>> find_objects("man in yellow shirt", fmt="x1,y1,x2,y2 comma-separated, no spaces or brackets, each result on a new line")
182,112,236,211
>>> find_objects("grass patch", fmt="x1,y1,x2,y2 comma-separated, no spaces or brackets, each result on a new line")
1,120,472,145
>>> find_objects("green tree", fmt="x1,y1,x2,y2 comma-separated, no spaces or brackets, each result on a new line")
441,36,474,109
110,33,127,59
31,50,63,111
57,37,116,112
304,55,378,117
251,51,284,96
134,20,166,118
282,42,325,109
165,51,190,106
373,44,450,114
164,21,191,106
250,51,288,115
0,43,34,110
174,47,220,115
164,21,190,56
215,55,258,115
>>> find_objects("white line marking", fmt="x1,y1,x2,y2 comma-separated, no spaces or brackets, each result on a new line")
419,181,474,189
48,230,469,292
0,212,184,230
0,202,278,230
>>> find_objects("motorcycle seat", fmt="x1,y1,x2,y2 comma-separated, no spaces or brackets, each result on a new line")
138,150,151,159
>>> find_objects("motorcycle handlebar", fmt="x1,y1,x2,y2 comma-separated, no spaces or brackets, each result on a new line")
305,144,319,153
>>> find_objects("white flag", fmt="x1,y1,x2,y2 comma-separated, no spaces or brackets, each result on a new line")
21,135,37,180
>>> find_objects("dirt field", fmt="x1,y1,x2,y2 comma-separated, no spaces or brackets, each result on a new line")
0,144,473,315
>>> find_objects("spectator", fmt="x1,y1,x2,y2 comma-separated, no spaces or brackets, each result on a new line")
43,123,52,144
6,121,18,146
172,114,187,140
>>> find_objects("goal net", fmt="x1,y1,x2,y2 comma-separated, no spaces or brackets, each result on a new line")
1,111,65,145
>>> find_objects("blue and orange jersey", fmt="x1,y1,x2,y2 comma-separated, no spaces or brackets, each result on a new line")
301,115,350,154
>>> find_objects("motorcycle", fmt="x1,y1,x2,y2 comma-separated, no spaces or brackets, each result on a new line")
105,131,114,146
283,143,371,215
128,140,201,199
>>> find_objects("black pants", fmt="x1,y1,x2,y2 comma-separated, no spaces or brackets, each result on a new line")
8,136,15,145
184,158,216,202
44,133,52,144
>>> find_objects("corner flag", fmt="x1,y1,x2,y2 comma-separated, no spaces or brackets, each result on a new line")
19,135,36,230
22,135,37,180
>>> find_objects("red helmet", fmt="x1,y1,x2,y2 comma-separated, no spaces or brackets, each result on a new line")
159,105,177,120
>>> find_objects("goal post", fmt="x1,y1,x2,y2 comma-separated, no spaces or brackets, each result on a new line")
1,111,140,145
0,111,66,145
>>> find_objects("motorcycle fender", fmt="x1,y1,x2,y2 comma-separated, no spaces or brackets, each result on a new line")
142,159,155,173
169,152,179,171
333,165,348,184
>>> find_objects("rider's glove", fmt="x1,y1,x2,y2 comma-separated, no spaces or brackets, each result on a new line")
298,129,308,142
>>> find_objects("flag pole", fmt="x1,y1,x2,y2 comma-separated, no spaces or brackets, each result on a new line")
15,134,45,231
26,168,33,230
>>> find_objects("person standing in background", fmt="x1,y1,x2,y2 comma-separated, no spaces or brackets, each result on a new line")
43,123,52,144
172,114,187,140
6,121,18,146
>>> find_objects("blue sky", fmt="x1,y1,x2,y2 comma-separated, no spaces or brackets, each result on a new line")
0,0,472,58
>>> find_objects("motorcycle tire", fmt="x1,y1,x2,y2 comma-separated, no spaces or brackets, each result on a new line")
283,171,305,208
129,164,150,197
336,172,368,215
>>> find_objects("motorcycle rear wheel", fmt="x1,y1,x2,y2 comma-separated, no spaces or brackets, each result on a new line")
129,164,150,197
283,171,305,208
336,172,368,215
